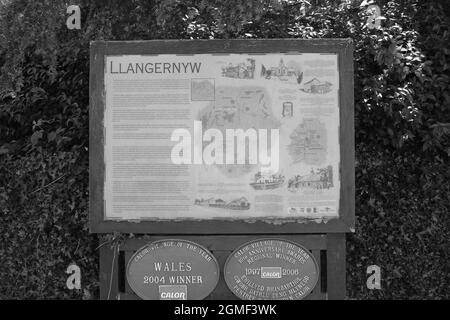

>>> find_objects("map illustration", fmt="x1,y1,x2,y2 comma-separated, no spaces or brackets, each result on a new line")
198,86,279,177
191,79,215,101
288,118,327,165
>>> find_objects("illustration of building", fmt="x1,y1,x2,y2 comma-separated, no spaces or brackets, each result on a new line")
300,78,332,94
211,199,226,207
250,171,285,190
282,102,293,118
291,170,323,188
194,197,250,210
226,197,250,210
288,166,333,191
194,197,215,206
221,59,255,79
261,58,302,82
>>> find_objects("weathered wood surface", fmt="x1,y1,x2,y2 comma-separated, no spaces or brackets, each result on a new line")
100,234,346,300
326,233,346,300
89,39,355,234
99,244,120,300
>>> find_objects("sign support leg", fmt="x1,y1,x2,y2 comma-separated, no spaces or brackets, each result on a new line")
100,244,119,300
326,233,346,300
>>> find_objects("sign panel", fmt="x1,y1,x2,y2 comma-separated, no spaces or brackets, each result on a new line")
126,239,220,300
105,53,339,220
224,239,319,300
89,39,355,233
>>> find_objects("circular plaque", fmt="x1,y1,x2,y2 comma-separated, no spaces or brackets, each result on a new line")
224,239,319,300
126,239,219,300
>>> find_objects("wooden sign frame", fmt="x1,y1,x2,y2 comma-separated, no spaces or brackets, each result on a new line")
89,39,354,234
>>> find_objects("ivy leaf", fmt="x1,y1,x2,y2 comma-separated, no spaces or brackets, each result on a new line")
30,130,43,146
360,0,375,7
47,131,57,142
0,146,9,154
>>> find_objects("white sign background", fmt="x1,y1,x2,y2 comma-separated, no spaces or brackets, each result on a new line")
104,53,340,221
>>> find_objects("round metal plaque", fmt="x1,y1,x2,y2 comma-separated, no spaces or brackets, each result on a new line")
126,239,220,300
224,238,319,300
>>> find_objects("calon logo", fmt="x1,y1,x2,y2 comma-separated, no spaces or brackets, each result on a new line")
261,267,282,279
159,285,187,300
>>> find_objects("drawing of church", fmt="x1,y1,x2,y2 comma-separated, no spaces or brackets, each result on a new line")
261,58,300,81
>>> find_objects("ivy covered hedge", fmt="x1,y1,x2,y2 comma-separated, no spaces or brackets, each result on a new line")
348,143,449,299
0,0,449,299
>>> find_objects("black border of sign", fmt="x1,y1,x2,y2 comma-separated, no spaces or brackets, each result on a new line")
89,39,354,234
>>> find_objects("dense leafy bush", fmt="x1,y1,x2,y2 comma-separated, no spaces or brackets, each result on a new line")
0,150,97,299
348,143,449,299
0,0,449,299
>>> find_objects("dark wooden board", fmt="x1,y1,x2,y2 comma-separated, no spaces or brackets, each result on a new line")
119,234,327,251
100,234,342,300
89,39,355,234
326,233,346,299
99,244,120,300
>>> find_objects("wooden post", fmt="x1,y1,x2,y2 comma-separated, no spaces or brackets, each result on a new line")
99,244,120,300
326,233,346,300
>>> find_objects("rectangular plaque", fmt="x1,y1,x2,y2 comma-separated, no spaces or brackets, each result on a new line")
89,39,354,233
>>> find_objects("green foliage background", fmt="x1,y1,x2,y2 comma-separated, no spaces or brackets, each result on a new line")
0,0,449,299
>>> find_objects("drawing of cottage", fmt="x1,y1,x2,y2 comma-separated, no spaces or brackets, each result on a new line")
194,197,250,210
212,199,226,206
194,198,216,206
291,170,323,188
250,171,285,190
288,166,333,191
221,59,255,79
300,78,332,94
226,197,250,210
